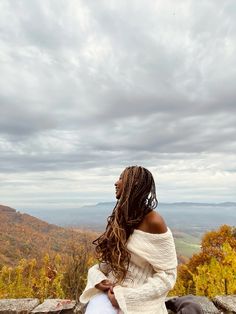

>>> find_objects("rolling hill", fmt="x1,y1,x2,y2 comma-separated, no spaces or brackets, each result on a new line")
0,204,97,267
5,200,232,264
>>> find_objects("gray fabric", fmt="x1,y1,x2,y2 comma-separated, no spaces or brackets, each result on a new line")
165,295,203,314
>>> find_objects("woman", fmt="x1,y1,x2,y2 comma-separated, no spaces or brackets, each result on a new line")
80,166,177,314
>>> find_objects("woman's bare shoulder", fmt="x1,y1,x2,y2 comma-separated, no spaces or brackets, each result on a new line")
138,210,167,234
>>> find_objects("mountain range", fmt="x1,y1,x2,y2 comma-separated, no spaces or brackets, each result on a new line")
22,201,236,236
1,201,236,264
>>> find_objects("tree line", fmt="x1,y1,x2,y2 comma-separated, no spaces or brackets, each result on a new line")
0,225,235,300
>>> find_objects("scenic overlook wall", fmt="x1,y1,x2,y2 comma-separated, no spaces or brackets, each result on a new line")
0,296,236,314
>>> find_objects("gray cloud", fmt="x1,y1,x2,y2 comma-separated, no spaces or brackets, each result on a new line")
0,0,236,207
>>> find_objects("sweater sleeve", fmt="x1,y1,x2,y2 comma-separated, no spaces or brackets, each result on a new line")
79,263,108,304
113,267,177,313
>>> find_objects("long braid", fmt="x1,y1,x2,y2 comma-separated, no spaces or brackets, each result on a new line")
93,166,158,283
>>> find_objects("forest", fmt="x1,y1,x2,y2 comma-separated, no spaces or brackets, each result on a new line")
0,218,235,300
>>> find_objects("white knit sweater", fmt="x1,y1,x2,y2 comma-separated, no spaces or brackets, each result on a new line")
80,227,177,314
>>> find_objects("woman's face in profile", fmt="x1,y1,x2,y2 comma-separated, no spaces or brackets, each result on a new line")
115,172,124,199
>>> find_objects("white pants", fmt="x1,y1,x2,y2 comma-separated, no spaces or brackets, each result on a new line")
85,293,120,314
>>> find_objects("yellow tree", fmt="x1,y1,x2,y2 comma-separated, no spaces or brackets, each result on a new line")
171,225,236,297
0,254,65,300
192,243,236,297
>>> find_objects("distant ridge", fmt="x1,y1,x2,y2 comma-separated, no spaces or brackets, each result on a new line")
162,202,236,207
87,201,236,208
23,201,236,232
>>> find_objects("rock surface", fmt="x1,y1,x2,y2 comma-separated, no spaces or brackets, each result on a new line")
190,296,221,313
0,298,39,314
0,296,235,313
31,299,76,313
213,295,236,313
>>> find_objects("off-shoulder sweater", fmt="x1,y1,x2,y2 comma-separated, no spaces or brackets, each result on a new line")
79,227,178,314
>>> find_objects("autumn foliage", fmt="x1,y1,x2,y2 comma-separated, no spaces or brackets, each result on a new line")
0,243,96,300
0,254,64,300
0,205,235,300
0,205,97,300
170,225,236,297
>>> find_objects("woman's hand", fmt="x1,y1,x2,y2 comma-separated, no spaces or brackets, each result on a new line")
108,286,119,308
95,279,112,291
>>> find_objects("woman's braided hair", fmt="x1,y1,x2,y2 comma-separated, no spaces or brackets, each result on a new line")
93,165,158,283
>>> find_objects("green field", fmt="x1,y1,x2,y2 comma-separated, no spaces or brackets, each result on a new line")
173,230,201,258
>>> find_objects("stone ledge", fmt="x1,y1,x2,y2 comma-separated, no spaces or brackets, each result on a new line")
0,296,235,313
213,295,236,313
31,299,76,314
0,298,40,314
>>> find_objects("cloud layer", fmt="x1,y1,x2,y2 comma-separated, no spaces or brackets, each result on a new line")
0,0,236,209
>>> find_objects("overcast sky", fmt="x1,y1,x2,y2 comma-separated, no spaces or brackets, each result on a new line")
0,0,236,211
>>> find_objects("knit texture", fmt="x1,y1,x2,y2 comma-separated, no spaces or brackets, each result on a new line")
80,227,177,314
